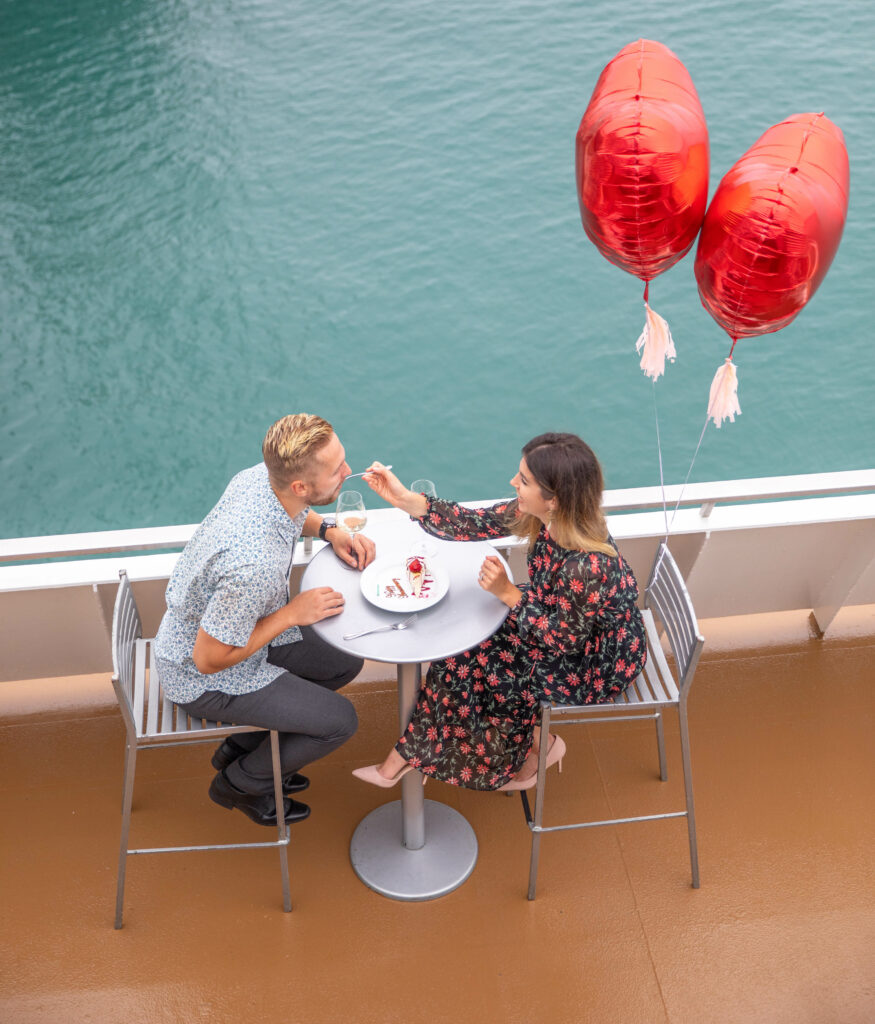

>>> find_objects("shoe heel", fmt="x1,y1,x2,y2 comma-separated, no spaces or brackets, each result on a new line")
547,735,566,774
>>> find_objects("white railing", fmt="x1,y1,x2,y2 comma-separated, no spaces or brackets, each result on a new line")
1,469,874,682
2,468,873,568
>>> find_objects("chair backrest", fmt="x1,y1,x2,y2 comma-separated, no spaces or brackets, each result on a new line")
644,543,705,692
111,570,143,720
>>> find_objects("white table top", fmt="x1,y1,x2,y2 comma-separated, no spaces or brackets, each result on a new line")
301,515,510,664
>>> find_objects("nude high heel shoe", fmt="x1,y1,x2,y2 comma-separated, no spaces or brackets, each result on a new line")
351,763,423,788
497,734,566,792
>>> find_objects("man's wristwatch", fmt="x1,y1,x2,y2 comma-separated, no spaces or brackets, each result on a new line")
318,517,336,542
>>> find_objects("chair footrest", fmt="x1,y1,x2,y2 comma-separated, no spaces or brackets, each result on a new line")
526,810,688,834
128,836,290,855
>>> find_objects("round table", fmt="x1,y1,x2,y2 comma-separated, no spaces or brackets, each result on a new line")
301,513,510,901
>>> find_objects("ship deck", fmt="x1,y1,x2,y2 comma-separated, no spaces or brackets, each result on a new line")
1,608,873,1024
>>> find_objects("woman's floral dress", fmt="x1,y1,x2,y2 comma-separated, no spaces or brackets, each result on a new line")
395,498,647,790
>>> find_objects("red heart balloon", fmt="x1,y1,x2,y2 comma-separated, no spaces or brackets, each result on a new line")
694,113,849,340
576,39,709,283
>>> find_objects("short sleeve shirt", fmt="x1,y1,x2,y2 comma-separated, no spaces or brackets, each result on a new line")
154,463,307,704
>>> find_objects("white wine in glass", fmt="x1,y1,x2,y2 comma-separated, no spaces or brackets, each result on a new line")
336,490,367,533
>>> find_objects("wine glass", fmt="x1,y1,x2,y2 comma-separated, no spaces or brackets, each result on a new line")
407,538,437,562
336,490,367,534
410,478,437,498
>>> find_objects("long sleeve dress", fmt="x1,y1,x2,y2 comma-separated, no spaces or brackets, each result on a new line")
395,497,647,790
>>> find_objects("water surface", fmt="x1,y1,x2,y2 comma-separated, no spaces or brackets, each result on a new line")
1,0,872,537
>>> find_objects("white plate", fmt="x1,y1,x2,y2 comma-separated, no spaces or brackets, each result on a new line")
360,558,449,612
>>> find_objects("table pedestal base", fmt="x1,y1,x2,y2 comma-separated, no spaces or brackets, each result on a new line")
350,799,478,901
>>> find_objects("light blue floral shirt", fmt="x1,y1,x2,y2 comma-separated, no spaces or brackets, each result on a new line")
154,463,307,704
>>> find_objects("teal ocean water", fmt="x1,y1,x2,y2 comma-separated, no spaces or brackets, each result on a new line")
1,0,873,539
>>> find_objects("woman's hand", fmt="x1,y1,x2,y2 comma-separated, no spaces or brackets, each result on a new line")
478,555,521,608
362,462,428,518
361,462,407,504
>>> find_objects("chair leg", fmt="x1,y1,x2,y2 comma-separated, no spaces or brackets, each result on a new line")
655,711,668,781
121,740,131,813
115,740,138,929
678,702,700,889
527,826,542,901
526,704,552,900
270,730,292,913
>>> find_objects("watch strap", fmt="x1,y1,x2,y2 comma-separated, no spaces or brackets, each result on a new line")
318,518,335,541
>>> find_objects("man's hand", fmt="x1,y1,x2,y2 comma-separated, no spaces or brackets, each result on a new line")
192,586,346,675
328,528,375,570
286,586,346,625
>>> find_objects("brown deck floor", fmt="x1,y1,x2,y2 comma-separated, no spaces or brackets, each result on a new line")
1,610,873,1024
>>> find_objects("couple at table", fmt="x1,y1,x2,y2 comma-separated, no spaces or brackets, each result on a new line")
154,413,646,826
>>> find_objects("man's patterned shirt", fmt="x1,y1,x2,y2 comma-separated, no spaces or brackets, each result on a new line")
154,463,306,703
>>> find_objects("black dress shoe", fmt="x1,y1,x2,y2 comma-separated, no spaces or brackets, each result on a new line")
280,773,310,794
211,737,249,771
209,771,311,827
211,738,310,793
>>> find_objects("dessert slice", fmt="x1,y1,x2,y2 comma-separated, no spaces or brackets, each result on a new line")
406,557,426,597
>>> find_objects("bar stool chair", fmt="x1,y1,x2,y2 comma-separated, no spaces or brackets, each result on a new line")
520,542,705,899
110,570,291,928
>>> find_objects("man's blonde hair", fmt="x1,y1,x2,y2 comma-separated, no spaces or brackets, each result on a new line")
262,414,334,488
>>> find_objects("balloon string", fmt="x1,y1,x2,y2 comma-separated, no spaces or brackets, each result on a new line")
673,337,737,526
667,412,711,538
651,380,669,539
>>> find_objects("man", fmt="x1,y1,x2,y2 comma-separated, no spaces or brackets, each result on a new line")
154,414,374,827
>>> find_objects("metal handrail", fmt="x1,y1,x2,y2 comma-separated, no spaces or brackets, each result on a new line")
2,468,873,565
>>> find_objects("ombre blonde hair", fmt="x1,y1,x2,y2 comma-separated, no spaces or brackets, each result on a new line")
262,414,334,488
507,432,616,557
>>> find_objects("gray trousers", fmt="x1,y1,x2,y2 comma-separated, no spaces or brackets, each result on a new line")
179,627,362,795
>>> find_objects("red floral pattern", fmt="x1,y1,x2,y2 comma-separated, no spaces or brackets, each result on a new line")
395,498,647,790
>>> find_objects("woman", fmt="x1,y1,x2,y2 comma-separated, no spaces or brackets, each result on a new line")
354,432,647,792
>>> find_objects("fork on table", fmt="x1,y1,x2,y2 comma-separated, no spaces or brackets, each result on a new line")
342,615,415,641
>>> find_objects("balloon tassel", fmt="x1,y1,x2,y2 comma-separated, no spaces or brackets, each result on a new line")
707,358,741,427
636,303,676,380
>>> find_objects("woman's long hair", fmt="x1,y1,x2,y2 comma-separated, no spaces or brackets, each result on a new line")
506,433,615,556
